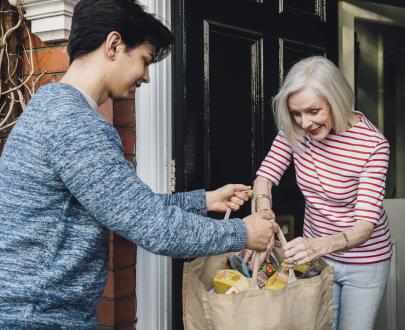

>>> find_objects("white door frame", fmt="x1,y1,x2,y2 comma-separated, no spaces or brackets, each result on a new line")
135,0,172,329
338,0,405,90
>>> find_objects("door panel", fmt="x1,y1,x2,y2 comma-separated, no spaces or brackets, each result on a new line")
204,21,264,193
281,0,326,20
279,38,326,82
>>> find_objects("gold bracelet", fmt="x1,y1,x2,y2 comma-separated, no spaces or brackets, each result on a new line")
341,232,349,250
255,194,272,211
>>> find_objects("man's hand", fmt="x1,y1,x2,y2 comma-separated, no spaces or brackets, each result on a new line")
243,211,278,251
206,184,253,212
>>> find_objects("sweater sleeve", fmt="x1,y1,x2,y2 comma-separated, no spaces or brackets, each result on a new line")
44,108,246,258
156,190,207,216
256,131,293,185
354,140,390,225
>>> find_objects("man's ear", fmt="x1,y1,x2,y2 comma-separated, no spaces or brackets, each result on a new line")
105,31,125,60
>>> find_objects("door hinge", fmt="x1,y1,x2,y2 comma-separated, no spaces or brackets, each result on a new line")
170,159,176,193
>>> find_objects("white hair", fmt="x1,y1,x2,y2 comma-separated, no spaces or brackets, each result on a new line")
273,56,355,152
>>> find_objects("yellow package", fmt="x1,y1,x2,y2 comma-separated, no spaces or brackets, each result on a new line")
264,271,287,290
294,263,310,273
213,269,250,294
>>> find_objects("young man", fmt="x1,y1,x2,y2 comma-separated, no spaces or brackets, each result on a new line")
0,0,277,328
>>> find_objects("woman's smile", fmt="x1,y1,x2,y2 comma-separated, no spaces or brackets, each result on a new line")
308,125,322,136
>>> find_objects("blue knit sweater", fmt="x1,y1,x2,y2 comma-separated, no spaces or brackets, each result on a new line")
0,83,247,329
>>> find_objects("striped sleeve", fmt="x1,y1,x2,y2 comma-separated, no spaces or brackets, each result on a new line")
354,140,390,225
256,132,293,185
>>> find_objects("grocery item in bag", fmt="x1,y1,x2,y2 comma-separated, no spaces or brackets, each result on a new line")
227,254,251,277
213,269,250,294
263,271,288,290
257,255,278,288
298,260,323,279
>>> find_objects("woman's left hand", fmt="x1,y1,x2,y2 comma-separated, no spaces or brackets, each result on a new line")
206,184,253,212
282,236,328,268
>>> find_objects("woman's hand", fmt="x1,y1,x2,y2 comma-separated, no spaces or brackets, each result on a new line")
282,236,329,268
282,221,374,268
206,184,253,212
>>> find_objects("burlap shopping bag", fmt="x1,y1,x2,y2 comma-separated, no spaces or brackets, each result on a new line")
183,208,334,330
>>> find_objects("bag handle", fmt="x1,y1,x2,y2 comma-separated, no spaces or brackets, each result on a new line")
223,200,297,287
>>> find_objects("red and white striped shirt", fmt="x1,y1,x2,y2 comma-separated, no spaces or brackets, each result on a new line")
257,114,392,264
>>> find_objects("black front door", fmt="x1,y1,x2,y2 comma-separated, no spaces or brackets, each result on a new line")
172,0,337,327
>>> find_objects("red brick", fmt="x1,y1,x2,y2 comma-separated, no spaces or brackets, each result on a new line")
0,136,7,155
113,100,135,127
118,324,136,330
21,22,67,49
117,127,135,155
114,268,136,298
21,21,68,49
99,98,113,124
110,232,131,242
110,240,136,269
97,296,136,328
97,298,115,327
115,296,136,327
29,73,63,86
103,271,115,298
97,325,135,330
3,53,18,71
103,268,135,299
96,326,113,330
23,30,47,49
124,155,137,167
108,231,117,241
23,46,69,75
21,74,63,104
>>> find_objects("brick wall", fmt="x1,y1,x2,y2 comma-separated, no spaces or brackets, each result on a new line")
97,95,138,330
0,0,22,154
20,26,137,329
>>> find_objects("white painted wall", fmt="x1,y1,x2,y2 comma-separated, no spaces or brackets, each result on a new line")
376,199,405,330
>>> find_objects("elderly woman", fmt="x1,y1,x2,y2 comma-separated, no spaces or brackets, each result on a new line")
254,56,392,330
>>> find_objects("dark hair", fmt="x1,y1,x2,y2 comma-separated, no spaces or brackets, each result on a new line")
68,0,174,64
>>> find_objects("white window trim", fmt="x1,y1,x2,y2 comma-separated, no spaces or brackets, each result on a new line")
8,0,79,42
135,1,172,329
